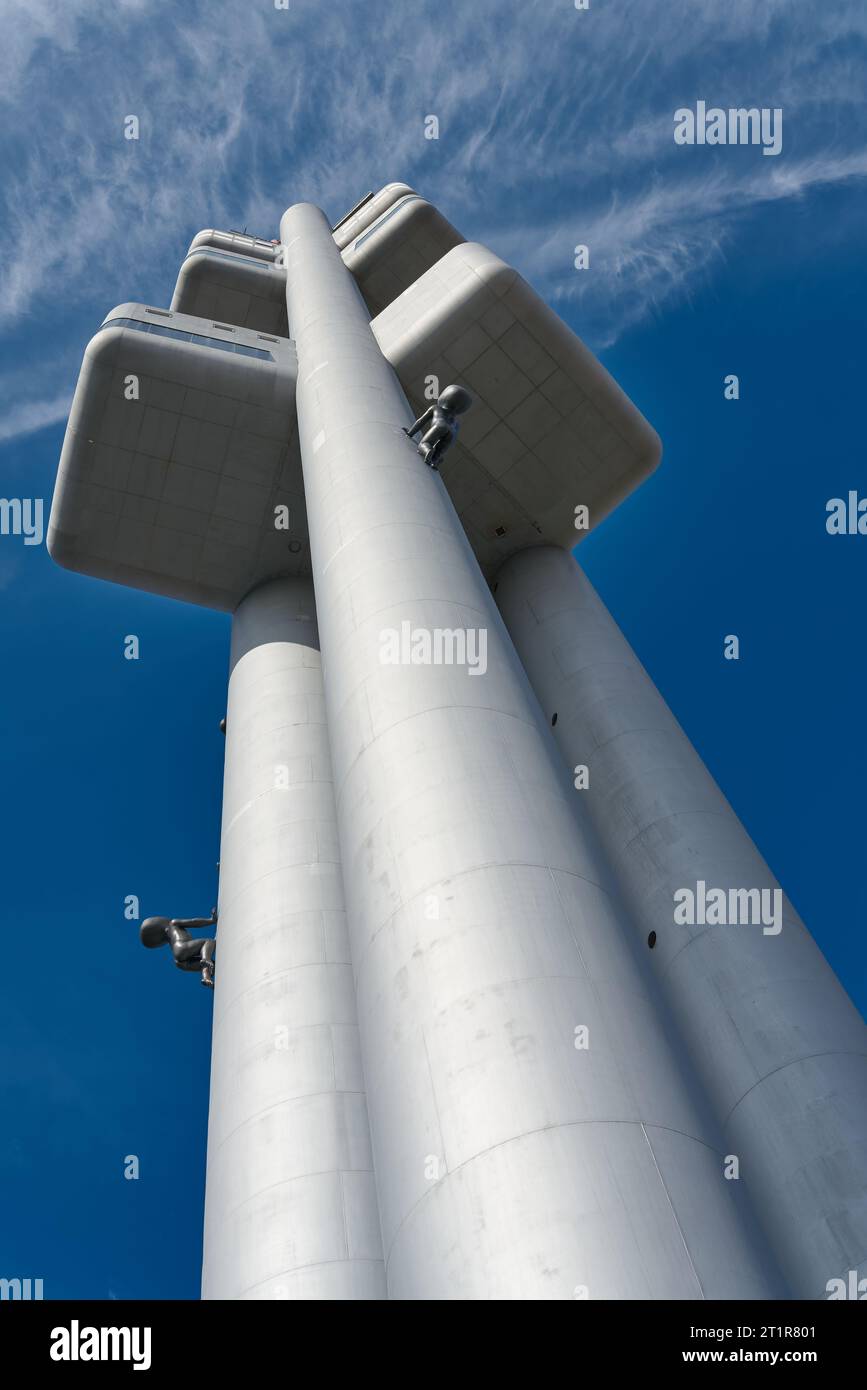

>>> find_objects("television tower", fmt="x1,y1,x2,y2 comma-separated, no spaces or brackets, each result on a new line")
49,184,867,1299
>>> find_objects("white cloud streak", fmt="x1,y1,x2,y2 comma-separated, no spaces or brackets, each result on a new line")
0,0,866,438
0,390,72,446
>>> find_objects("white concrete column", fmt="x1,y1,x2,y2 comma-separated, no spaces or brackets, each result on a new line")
201,577,385,1300
280,202,782,1300
495,544,867,1299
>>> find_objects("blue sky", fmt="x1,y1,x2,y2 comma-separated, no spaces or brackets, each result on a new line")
2,0,866,1298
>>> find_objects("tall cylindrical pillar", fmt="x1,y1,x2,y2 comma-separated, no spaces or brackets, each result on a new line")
495,544,867,1298
281,202,782,1299
201,577,386,1300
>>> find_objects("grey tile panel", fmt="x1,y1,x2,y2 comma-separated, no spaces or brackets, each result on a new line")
174,189,463,331
371,241,661,575
50,240,660,604
48,306,306,611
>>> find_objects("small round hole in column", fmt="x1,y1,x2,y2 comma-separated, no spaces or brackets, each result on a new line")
647,931,657,949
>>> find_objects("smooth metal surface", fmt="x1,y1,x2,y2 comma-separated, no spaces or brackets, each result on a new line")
495,544,867,1299
371,241,660,577
175,191,464,333
47,306,306,610
50,236,657,610
341,193,464,317
332,191,375,234
331,182,414,250
202,577,385,1300
280,201,781,1300
188,228,281,261
172,249,289,335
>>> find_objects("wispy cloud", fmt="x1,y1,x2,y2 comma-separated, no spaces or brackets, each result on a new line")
0,390,72,446
1,0,866,439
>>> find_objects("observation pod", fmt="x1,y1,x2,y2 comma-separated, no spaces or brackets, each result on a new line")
47,180,867,1300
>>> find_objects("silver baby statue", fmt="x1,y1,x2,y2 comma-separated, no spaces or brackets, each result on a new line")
403,385,473,470
140,909,217,988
